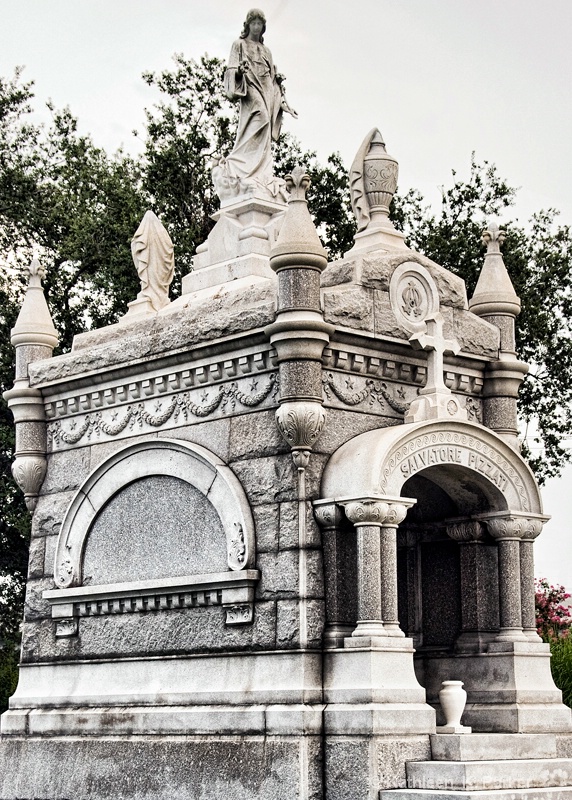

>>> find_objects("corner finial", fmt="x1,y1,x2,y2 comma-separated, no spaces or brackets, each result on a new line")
470,218,519,318
270,164,328,273
285,166,311,202
10,257,59,349
482,221,506,255
27,257,46,287
122,210,174,320
345,128,407,255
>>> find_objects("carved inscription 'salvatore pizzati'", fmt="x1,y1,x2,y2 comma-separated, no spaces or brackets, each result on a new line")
381,430,530,510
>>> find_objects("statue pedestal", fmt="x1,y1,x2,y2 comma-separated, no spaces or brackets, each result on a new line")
346,219,408,256
182,192,286,295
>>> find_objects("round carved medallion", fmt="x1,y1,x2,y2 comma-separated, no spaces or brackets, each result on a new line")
389,262,439,332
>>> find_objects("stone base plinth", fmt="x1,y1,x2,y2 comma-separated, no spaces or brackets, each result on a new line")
0,735,322,800
324,640,436,735
185,194,286,295
418,641,572,733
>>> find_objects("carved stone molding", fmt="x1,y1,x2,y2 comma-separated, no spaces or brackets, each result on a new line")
45,570,261,636
313,502,344,530
383,503,410,527
322,372,410,414
322,346,484,397
275,401,326,451
342,498,413,528
446,519,486,543
480,513,546,542
344,499,389,526
382,429,532,511
389,262,440,333
53,439,256,588
44,347,278,422
11,455,47,511
49,373,278,451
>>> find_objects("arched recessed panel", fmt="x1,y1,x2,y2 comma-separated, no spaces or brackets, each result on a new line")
321,419,542,514
82,475,227,585
53,439,255,588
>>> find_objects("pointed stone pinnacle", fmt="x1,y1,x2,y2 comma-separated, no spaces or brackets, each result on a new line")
469,219,520,318
11,257,59,348
270,164,328,273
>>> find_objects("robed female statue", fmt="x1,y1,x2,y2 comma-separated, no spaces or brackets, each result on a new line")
221,8,297,194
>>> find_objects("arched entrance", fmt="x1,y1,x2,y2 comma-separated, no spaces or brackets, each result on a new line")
316,420,571,733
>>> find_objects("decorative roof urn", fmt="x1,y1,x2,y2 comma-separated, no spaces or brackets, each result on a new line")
363,130,399,226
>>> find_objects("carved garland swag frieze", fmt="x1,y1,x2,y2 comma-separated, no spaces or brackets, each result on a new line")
49,374,279,448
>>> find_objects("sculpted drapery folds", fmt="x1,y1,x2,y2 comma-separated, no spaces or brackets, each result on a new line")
221,9,297,195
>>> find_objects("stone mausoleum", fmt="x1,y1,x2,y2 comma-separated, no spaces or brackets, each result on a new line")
1,17,572,797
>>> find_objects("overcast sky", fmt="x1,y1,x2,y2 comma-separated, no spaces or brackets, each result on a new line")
1,1,571,586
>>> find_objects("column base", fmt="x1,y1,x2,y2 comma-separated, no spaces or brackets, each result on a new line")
496,627,528,642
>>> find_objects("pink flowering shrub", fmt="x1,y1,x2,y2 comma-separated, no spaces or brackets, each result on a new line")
535,579,572,708
535,578,571,641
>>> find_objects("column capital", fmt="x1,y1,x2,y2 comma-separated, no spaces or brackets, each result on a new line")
446,518,486,543
477,511,549,541
340,496,415,527
313,501,344,530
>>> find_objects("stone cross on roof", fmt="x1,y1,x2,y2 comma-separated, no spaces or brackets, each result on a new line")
405,313,468,423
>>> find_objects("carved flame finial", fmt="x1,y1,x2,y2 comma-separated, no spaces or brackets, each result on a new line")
27,257,46,287
285,165,311,202
470,218,519,318
482,220,506,255
270,163,327,273
10,257,59,349
122,210,174,320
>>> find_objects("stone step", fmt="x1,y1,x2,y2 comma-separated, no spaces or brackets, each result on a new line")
430,733,557,762
380,787,572,800
406,758,572,791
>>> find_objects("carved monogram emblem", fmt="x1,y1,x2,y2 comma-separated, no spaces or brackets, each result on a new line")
401,280,423,319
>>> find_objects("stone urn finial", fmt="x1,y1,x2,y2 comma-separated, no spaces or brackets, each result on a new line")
346,129,407,255
362,130,398,227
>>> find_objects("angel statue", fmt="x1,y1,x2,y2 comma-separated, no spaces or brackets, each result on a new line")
214,8,297,201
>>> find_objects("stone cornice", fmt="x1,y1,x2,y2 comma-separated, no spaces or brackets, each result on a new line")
44,570,261,636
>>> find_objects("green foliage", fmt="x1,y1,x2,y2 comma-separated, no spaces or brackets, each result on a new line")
274,134,355,260
139,54,235,282
533,579,572,708
0,69,146,659
549,635,572,709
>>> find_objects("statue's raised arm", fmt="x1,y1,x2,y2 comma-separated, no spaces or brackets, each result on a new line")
214,8,297,202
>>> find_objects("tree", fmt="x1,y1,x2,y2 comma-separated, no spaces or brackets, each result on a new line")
138,55,355,269
138,54,236,284
0,69,147,654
